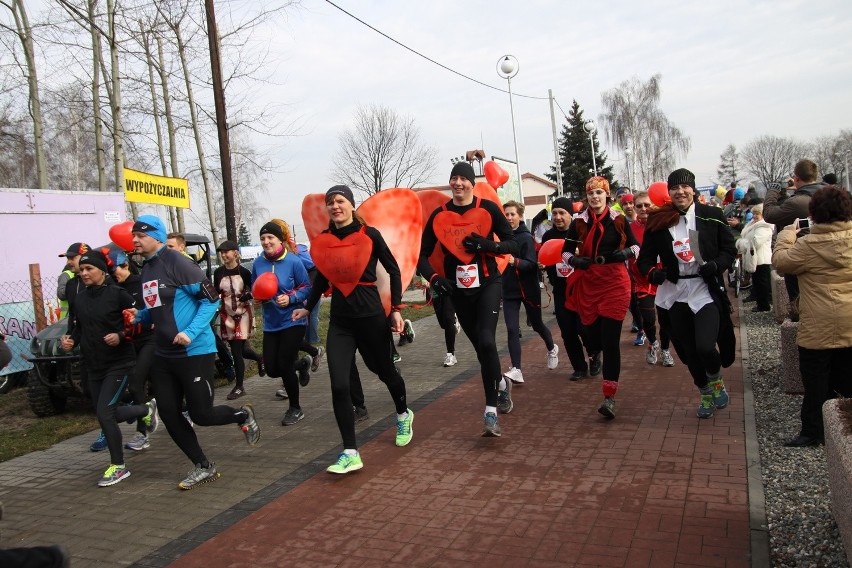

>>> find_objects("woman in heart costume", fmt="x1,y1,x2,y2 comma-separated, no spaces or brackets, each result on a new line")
637,169,737,419
293,185,412,475
417,162,520,437
251,220,312,427
539,197,596,381
628,192,675,368
561,176,640,419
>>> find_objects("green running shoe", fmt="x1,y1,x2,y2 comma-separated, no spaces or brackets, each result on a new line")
327,452,363,474
98,464,130,487
395,409,414,446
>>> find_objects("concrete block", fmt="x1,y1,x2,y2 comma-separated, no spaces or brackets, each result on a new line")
823,397,852,566
772,269,790,324
780,318,803,394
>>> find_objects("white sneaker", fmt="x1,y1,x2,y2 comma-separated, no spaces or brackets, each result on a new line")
646,340,660,365
503,367,524,384
546,345,559,370
275,388,289,400
661,349,675,367
443,353,457,367
125,433,150,451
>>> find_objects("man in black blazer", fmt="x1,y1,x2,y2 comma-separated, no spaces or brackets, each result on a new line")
637,168,737,419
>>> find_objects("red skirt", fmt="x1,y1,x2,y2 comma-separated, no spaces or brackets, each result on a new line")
574,262,631,326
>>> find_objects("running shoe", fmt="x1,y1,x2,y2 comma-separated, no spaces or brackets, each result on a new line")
89,431,108,452
503,367,524,384
297,355,312,387
397,334,408,347
646,340,660,366
482,412,502,437
354,405,369,423
709,377,730,409
633,331,646,346
240,404,261,446
281,407,305,426
142,398,159,434
125,433,150,451
546,345,559,370
630,322,640,333
443,353,457,367
226,386,246,400
661,349,675,367
327,452,363,474
598,397,616,419
392,352,402,364
497,380,513,414
311,346,324,372
697,393,715,419
98,464,130,487
257,359,266,377
403,319,415,343
569,369,589,381
589,352,603,376
395,409,414,446
275,388,289,400
178,462,220,490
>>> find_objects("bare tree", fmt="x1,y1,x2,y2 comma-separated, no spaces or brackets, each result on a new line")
811,134,845,180
716,144,740,187
740,135,805,186
598,74,691,189
331,104,438,197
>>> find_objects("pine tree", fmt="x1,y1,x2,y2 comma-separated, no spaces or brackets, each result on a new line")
237,222,251,247
717,144,740,187
546,100,614,199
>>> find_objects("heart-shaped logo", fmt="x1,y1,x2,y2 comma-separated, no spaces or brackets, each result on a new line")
310,231,373,296
673,239,694,263
433,209,493,264
456,265,478,288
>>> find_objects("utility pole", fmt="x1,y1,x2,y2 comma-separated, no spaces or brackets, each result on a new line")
548,89,563,196
205,0,236,242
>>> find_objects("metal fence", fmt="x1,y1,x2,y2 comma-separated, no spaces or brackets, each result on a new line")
0,277,63,376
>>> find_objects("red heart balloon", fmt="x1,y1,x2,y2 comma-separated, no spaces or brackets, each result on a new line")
252,272,279,301
538,238,565,266
484,161,510,189
473,182,504,210
301,194,329,243
108,221,135,252
310,231,373,297
433,208,493,264
417,189,451,277
572,201,584,213
648,181,671,207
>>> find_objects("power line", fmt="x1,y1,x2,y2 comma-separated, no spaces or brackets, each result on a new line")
323,0,549,101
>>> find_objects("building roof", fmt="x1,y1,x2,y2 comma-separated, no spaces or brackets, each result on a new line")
521,172,558,188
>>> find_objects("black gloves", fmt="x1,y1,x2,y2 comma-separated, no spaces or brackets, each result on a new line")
462,233,500,254
608,249,632,263
238,292,253,303
648,269,667,285
698,261,718,277
568,256,592,270
430,276,454,296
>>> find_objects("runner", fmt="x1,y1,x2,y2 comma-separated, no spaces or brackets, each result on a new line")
417,162,519,436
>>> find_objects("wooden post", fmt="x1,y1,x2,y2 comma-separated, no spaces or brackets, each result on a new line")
29,263,47,332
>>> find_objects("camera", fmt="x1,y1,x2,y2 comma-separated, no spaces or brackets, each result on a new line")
796,218,811,230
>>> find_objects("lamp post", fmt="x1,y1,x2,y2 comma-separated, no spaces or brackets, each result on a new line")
583,119,598,176
496,55,523,201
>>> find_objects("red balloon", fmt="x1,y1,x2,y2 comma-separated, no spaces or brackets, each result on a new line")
648,181,671,207
538,238,565,266
109,221,135,252
252,272,279,301
572,201,584,213
483,161,510,189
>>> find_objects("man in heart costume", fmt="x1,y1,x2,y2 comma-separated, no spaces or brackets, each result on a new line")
417,162,520,437
561,176,640,419
637,168,737,419
293,185,413,475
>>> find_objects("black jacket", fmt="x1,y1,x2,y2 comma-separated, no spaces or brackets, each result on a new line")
501,222,540,302
68,281,136,372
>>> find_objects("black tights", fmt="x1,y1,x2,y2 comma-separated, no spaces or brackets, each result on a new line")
326,313,407,449
452,281,503,407
433,294,457,353
89,364,149,465
554,298,590,373
636,294,670,349
227,339,262,388
582,316,623,382
263,326,306,410
659,302,720,388
503,298,554,368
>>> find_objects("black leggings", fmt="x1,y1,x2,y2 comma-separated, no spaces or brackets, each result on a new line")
433,294,457,353
327,313,407,449
798,346,852,438
752,264,772,310
582,316,623,381
227,339,262,388
263,326,306,410
554,297,590,373
151,353,243,466
503,298,554,368
452,280,503,407
636,294,670,349
89,363,149,465
130,341,155,434
659,302,720,388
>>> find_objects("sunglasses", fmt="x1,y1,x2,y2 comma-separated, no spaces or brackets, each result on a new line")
635,203,652,209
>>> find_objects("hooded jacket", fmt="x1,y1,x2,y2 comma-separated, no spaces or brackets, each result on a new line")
763,182,823,232
736,218,774,272
501,221,541,302
771,220,852,350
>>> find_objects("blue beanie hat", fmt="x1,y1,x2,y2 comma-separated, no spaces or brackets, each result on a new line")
132,215,168,243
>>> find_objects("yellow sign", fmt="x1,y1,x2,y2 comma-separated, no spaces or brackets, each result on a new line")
124,168,190,208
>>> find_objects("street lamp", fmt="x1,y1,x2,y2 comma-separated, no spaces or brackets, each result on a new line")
583,119,598,176
496,55,523,201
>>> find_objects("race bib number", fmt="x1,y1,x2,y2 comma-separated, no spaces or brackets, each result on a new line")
455,264,480,288
555,262,573,278
673,239,694,263
142,280,162,308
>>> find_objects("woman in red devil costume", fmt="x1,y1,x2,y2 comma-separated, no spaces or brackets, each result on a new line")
561,176,639,419
293,185,412,475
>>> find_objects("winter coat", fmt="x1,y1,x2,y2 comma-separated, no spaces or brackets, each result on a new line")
763,183,822,232
501,222,541,302
771,220,852,350
736,219,774,273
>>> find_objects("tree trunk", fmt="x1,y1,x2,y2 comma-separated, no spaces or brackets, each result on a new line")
156,33,184,232
105,0,127,213
88,0,107,192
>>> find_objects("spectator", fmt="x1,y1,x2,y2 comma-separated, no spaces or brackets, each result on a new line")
772,186,852,446
57,243,89,318
737,204,774,312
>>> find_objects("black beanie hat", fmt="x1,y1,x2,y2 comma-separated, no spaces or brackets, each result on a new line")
551,196,573,213
450,162,476,185
667,168,696,191
325,185,356,207
78,249,109,273
259,221,285,242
